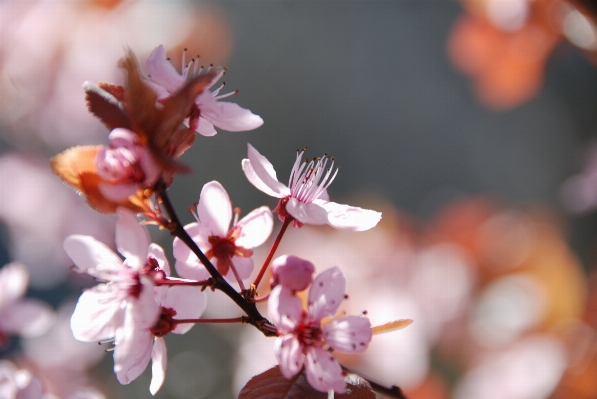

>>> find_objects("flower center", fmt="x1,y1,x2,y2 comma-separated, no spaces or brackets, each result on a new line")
288,151,338,204
209,236,237,260
150,307,177,337
127,272,142,299
294,311,324,348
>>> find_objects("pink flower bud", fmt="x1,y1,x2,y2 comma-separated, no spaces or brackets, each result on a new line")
271,255,315,292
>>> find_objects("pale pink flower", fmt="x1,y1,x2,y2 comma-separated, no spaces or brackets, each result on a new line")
0,360,44,399
96,128,160,201
114,284,206,395
268,265,372,393
64,208,163,343
242,144,382,231
270,255,314,292
0,262,54,346
173,181,273,282
145,45,263,136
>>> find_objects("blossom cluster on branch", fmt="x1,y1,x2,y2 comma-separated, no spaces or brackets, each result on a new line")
45,45,410,398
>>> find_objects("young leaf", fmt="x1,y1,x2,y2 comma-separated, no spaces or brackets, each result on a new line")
239,366,375,399
84,81,131,131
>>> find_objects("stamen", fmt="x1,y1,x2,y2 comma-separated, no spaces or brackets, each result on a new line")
181,48,188,72
233,207,241,226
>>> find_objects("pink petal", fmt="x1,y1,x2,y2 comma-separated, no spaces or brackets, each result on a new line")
323,316,372,353
198,181,232,237
196,117,218,136
305,347,345,393
0,300,54,338
146,45,184,93
285,198,328,225
235,206,274,249
307,266,346,322
161,286,206,335
242,144,289,198
199,94,264,132
63,235,123,277
98,182,139,202
274,335,304,379
149,337,167,395
173,223,211,264
268,286,302,331
174,259,211,282
271,255,315,292
0,262,28,306
228,256,254,281
70,286,124,342
116,208,150,268
318,201,382,232
135,276,161,327
148,244,170,277
114,307,153,385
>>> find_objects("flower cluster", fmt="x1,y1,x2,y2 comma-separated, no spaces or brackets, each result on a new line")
48,44,408,397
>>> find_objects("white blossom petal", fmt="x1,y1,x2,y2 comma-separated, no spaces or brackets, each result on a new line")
0,262,28,307
274,335,304,379
63,235,122,277
242,144,289,198
174,259,211,282
199,94,264,132
229,256,254,282
70,285,124,342
135,277,160,328
146,45,185,93
236,206,274,249
0,300,54,338
268,286,302,332
323,316,372,353
149,337,167,395
198,181,232,237
285,198,328,225
305,346,345,393
115,208,150,268
318,201,382,232
161,286,206,335
196,117,217,137
307,266,346,322
114,307,153,385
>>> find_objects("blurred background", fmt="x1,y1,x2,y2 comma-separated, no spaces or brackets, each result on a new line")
2,0,597,398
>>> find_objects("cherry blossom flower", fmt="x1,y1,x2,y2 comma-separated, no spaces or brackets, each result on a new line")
145,45,263,136
95,128,160,202
114,284,206,395
0,360,44,399
0,262,54,346
268,265,372,393
173,181,273,283
242,144,382,231
270,255,314,292
65,208,163,343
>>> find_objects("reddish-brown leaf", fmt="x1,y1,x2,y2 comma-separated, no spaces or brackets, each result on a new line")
239,366,375,399
84,81,131,131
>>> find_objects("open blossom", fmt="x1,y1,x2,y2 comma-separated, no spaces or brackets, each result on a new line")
242,144,382,231
0,360,44,399
96,128,160,201
114,284,206,395
173,181,273,281
268,264,372,393
145,45,263,136
65,208,162,343
0,262,54,346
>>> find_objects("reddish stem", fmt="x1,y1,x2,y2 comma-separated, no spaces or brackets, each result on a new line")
154,275,211,287
252,217,292,290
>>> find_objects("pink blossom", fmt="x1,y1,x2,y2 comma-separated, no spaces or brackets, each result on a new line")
145,45,263,136
173,181,273,282
242,144,382,231
268,265,372,393
64,208,163,343
114,284,206,395
96,128,160,201
0,262,54,346
0,360,44,399
270,255,314,292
